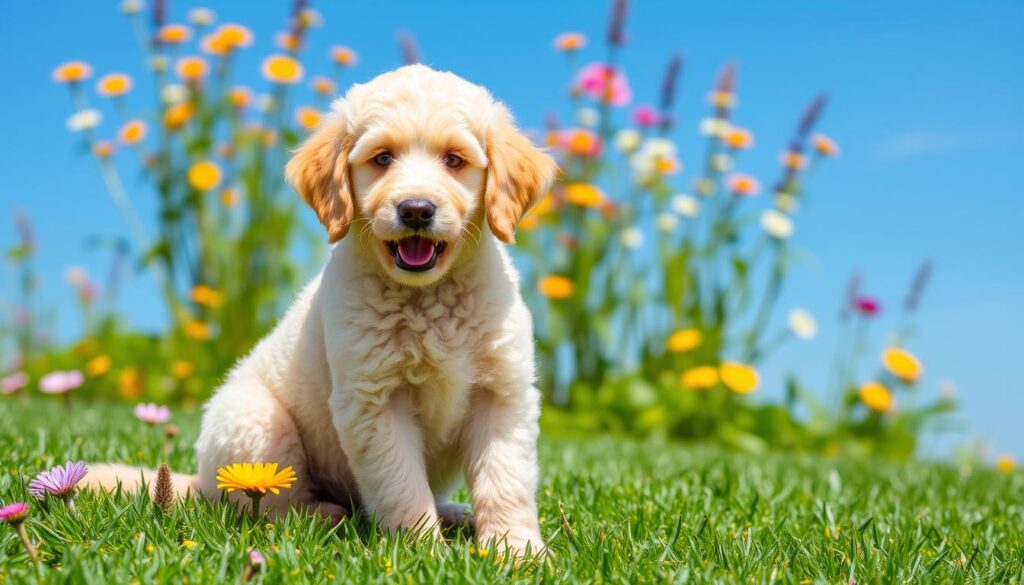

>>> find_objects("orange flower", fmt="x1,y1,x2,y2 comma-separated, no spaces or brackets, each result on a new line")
719,362,759,394
188,161,222,191
881,347,923,384
666,329,702,353
707,90,736,109
190,284,224,307
858,382,893,412
726,173,761,196
681,366,718,390
228,86,252,109
96,73,132,97
184,320,212,340
220,187,239,207
176,56,209,82
780,150,807,170
158,24,192,45
200,34,229,56
216,23,253,49
118,367,143,399
723,127,754,150
86,354,112,377
261,54,303,84
295,107,321,130
538,276,574,300
812,133,839,157
164,102,194,131
311,76,335,95
170,360,195,379
275,31,301,52
52,61,93,84
565,183,604,208
553,32,587,52
118,120,148,145
330,46,358,66
93,141,114,159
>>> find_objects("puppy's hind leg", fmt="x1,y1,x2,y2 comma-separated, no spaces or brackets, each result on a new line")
195,378,345,523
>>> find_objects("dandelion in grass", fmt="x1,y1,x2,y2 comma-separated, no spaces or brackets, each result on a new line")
720,362,760,394
881,347,923,384
760,209,794,240
188,161,222,192
2,371,28,394
52,61,93,84
666,329,702,353
553,32,586,52
681,366,718,390
995,455,1015,474
263,54,304,84
0,502,37,561
216,463,296,523
191,284,224,307
330,46,358,67
185,320,213,340
96,73,132,97
29,461,88,517
859,382,893,412
787,309,818,340
135,403,171,426
538,276,574,300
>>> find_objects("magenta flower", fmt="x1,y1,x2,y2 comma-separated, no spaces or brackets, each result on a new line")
854,296,881,317
39,370,84,394
249,550,265,566
1,371,28,394
28,461,88,501
576,63,632,106
0,502,29,524
631,105,659,128
135,402,171,425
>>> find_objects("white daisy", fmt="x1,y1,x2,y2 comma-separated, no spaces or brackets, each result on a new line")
670,194,700,218
657,212,679,232
620,227,644,249
615,129,641,152
576,107,599,128
760,209,794,240
787,309,817,340
67,109,101,132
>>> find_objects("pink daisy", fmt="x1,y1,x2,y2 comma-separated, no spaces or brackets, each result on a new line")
134,403,171,425
0,502,29,524
28,461,88,500
39,370,84,394
576,63,632,106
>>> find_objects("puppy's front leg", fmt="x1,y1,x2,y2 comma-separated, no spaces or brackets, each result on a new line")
333,388,440,535
462,388,544,556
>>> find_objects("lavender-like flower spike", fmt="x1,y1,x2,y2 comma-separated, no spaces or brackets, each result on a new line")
28,461,89,500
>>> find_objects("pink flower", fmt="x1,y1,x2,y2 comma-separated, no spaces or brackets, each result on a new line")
854,296,881,316
249,550,265,566
1,372,28,394
28,461,88,500
576,63,632,106
79,282,98,302
726,174,761,196
39,370,84,394
134,403,171,425
0,502,29,524
631,105,659,128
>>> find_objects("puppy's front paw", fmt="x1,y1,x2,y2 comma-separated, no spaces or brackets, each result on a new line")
437,501,475,529
478,528,545,559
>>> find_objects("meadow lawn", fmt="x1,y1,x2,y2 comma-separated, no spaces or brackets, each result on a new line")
0,400,1020,584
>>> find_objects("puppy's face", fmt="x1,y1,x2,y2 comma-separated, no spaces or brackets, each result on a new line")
287,65,557,286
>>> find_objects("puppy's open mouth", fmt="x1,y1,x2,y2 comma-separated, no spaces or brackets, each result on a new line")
386,236,448,272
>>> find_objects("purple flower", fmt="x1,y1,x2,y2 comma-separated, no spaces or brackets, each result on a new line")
28,461,88,500
631,105,659,128
1,372,28,394
39,370,84,394
0,502,29,524
134,403,171,425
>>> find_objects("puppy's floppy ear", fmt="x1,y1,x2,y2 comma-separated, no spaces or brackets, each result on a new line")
285,112,353,243
484,107,558,244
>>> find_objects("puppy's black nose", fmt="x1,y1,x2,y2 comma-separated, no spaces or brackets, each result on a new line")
397,199,436,229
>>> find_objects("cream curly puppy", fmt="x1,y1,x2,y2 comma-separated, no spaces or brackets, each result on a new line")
87,65,557,556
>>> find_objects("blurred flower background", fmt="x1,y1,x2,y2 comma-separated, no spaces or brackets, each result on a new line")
0,1,1021,463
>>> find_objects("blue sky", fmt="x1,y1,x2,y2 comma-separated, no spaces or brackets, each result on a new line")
1,1,1022,458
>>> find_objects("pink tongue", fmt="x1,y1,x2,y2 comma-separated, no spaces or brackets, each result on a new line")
397,237,435,266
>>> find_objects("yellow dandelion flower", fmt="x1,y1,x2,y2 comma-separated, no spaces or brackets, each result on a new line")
228,86,252,109
176,56,209,82
190,284,224,307
720,362,760,394
188,161,222,192
565,183,604,208
220,187,239,207
96,73,132,97
881,347,923,383
184,319,212,340
311,75,335,95
330,46,358,66
859,381,893,412
163,102,194,131
681,366,719,390
216,463,296,496
262,54,303,84
538,275,574,300
118,119,148,145
182,539,196,550
170,360,194,379
666,329,702,353
200,34,229,56
216,23,253,49
812,133,839,157
158,24,192,45
995,455,1015,474
275,31,301,52
295,107,321,130
93,141,114,159
723,127,754,150
118,368,143,399
52,61,93,84
86,354,112,377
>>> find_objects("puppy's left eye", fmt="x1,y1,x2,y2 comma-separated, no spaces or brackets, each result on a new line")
443,153,465,169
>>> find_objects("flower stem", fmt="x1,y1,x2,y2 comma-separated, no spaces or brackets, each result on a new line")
249,493,263,525
15,523,38,561
65,496,78,519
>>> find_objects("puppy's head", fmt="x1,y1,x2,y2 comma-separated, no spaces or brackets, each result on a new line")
286,64,557,286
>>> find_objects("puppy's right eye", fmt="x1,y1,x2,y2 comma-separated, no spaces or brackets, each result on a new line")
373,152,394,167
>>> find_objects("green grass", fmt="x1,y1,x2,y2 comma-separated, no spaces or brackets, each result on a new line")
0,400,1021,584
